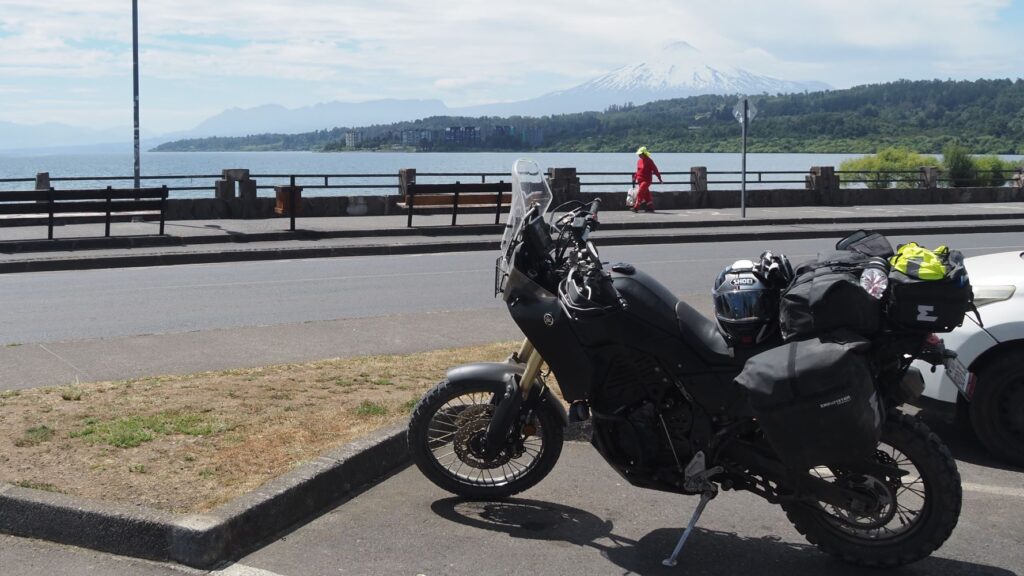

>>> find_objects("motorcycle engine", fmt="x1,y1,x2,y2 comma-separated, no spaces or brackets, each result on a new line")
594,353,695,470
615,394,694,469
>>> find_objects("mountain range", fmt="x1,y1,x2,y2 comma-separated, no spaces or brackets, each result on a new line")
0,43,828,152
0,121,149,154
455,42,828,118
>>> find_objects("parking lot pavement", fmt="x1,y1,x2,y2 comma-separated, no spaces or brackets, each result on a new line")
3,410,1021,576
0,534,201,576
228,432,1023,576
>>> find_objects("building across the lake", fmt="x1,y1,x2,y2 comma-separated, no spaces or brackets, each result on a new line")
401,130,435,147
444,126,481,145
344,132,363,147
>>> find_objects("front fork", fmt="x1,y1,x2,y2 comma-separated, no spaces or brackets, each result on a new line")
483,338,546,458
513,338,545,400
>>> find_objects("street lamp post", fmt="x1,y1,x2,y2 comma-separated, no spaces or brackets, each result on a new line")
732,97,758,218
132,0,140,189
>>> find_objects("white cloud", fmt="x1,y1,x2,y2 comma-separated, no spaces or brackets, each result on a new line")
0,0,1020,131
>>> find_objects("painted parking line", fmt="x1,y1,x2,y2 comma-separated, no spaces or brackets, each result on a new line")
210,564,289,576
962,482,1024,498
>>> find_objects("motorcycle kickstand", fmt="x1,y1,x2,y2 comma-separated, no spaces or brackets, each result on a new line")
662,489,716,567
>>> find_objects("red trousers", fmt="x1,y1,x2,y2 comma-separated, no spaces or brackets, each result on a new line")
634,181,653,208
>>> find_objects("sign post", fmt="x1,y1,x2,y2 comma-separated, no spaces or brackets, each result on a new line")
132,0,140,189
732,97,758,218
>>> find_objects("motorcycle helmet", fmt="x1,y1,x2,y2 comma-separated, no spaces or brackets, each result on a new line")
712,259,780,346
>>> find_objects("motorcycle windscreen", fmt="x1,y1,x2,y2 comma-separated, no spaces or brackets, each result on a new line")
500,159,553,270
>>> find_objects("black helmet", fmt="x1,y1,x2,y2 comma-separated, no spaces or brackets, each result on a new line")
713,259,780,346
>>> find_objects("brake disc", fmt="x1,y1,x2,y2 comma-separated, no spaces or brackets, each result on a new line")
452,406,515,470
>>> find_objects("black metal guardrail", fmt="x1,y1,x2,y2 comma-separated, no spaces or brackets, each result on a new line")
578,169,1017,191
0,168,1018,197
0,171,510,197
578,170,806,190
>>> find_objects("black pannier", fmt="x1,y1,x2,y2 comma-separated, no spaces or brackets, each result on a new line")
887,249,973,332
735,336,882,470
779,250,881,340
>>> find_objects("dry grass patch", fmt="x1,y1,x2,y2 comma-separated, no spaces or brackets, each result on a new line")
0,341,517,513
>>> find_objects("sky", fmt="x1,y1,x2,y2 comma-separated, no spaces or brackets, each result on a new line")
0,0,1022,135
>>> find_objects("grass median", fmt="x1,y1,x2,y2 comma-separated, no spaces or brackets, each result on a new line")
0,341,518,513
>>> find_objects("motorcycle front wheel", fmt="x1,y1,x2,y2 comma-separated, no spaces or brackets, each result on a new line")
407,378,564,499
783,412,962,567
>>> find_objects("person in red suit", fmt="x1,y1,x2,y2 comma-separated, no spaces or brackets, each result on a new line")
632,146,662,212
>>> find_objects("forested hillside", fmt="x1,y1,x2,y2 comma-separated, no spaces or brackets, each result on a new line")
154,79,1024,154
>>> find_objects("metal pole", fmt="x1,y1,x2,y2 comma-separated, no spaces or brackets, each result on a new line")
290,175,296,231
132,0,141,189
741,98,748,219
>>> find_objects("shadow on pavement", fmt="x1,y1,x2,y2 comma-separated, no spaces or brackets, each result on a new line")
431,497,1015,576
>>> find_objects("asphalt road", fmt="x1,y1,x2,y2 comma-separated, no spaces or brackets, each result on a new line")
2,231,1022,391
5,424,1023,576
233,419,1024,576
2,231,1022,345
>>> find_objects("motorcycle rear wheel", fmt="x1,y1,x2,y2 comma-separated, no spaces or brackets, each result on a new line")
782,412,962,567
408,379,564,499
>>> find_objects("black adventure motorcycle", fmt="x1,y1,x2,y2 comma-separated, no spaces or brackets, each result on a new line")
407,159,962,568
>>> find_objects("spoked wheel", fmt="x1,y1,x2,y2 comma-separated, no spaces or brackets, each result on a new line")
408,379,564,499
783,412,962,567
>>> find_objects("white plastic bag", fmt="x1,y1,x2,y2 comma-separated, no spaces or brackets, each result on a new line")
626,186,637,207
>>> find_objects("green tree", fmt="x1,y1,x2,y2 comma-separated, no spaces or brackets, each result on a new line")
839,148,940,188
152,78,1024,155
942,143,978,187
973,155,1012,187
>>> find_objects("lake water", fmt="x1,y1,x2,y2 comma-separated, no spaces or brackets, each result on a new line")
2,151,1020,198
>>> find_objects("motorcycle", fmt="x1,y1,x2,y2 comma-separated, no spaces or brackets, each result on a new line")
407,159,962,567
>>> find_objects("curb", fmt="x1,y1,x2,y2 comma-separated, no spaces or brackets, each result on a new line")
597,210,1024,231
0,419,595,568
1,224,504,254
3,209,1019,255
0,423,410,569
3,219,1024,274
0,239,499,274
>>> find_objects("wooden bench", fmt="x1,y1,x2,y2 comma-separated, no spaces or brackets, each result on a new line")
0,186,168,239
401,181,512,227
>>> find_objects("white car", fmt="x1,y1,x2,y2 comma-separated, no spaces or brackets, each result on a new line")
917,250,1024,466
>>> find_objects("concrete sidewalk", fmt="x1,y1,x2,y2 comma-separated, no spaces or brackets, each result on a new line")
1,202,1023,273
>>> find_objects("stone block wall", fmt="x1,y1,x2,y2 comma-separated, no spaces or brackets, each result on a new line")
164,195,404,220
161,184,1023,220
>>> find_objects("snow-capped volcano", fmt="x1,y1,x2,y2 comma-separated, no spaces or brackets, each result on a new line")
576,41,826,96
459,42,829,117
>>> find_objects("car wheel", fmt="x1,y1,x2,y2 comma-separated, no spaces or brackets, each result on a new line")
955,396,974,438
969,354,1024,466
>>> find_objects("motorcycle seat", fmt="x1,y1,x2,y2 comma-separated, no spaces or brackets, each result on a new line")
675,300,738,366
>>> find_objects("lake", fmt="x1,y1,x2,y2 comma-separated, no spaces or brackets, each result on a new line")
2,151,1020,198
